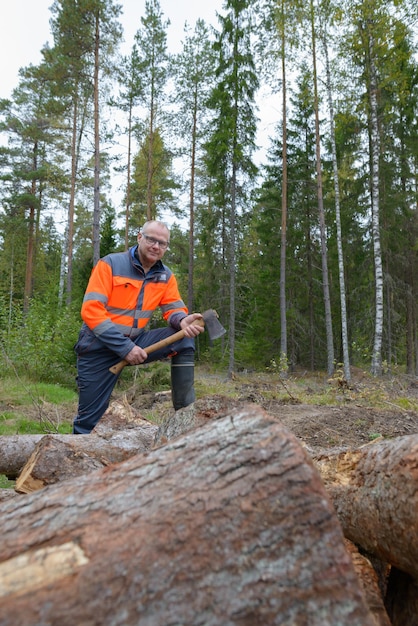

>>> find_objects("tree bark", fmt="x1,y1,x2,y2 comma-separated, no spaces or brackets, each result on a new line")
15,435,109,494
0,403,158,479
310,0,334,377
313,435,418,578
0,490,19,502
153,395,242,446
0,405,373,626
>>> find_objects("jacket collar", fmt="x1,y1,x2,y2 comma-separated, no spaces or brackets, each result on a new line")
130,245,165,275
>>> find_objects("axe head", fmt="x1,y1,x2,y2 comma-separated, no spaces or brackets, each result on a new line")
202,309,226,341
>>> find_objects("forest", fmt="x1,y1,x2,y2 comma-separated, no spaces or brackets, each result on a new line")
0,0,417,387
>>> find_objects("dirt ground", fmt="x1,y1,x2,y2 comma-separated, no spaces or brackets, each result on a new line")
127,368,418,454
14,367,418,454
241,372,417,452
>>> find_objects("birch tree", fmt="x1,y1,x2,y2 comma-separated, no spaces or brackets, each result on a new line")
367,28,384,376
317,1,351,382
345,0,392,375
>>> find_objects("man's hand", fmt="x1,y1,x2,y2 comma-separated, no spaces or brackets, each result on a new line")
124,345,148,366
180,313,205,338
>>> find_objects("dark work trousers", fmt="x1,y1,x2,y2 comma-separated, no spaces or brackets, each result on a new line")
73,326,195,434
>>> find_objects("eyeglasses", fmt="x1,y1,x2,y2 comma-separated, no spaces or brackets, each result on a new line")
142,234,170,250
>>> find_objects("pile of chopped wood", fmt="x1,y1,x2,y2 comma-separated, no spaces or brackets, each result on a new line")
0,396,416,625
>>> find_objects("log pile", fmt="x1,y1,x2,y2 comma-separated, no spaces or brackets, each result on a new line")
0,397,417,625
0,402,159,490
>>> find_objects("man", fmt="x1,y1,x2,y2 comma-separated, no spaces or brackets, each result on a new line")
72,220,204,434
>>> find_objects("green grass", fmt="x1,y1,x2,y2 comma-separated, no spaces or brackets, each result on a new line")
0,415,72,435
0,376,76,435
0,378,77,406
0,367,416,437
0,474,15,489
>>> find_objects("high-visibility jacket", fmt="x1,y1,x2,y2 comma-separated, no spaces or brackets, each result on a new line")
80,246,188,358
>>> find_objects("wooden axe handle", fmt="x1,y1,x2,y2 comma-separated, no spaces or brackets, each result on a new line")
109,318,205,375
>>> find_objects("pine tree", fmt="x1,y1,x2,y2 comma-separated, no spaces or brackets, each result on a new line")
130,129,180,226
113,46,144,249
133,0,170,221
0,66,58,313
172,19,216,312
309,0,335,376
48,0,122,293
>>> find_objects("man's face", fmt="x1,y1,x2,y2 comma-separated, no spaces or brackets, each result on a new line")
137,223,170,267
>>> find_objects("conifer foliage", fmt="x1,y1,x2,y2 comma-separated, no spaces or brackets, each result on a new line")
0,0,417,381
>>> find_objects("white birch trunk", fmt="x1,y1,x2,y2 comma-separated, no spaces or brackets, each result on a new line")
369,33,384,376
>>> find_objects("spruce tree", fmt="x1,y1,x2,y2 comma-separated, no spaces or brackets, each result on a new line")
205,0,259,376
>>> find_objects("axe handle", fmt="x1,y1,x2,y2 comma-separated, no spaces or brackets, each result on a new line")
109,318,205,375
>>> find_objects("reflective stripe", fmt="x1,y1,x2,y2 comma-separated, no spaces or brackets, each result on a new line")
104,307,153,321
161,300,184,314
81,246,189,351
134,309,153,320
84,291,108,304
105,306,134,318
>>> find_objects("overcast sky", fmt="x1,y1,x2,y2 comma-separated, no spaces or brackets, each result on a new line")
0,0,225,99
0,0,277,212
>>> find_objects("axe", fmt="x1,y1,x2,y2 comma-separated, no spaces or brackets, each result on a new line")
109,309,226,375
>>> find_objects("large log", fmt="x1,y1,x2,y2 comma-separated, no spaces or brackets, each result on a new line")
0,401,159,479
0,404,374,626
313,435,418,579
12,399,242,493
0,490,19,502
15,435,107,493
153,394,243,446
0,434,44,479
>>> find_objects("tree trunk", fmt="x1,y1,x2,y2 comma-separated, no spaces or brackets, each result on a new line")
313,435,418,579
368,29,384,376
188,88,197,312
0,403,159,479
124,100,133,250
0,405,374,626
280,0,288,373
15,435,112,494
23,156,36,315
321,17,351,382
65,95,78,305
92,12,101,266
310,0,334,377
